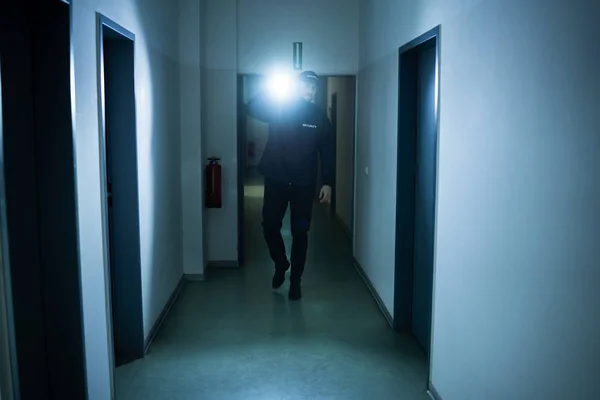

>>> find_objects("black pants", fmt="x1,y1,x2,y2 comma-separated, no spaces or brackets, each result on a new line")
262,179,315,283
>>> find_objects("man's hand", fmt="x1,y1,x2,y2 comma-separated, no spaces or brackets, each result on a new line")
319,185,332,204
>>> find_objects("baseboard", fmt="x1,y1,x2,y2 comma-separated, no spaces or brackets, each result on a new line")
207,260,239,268
427,382,442,400
352,257,394,329
144,276,186,354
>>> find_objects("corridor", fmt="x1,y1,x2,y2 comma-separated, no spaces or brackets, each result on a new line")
114,172,429,399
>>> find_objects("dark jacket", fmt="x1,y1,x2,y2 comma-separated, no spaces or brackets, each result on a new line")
246,93,335,187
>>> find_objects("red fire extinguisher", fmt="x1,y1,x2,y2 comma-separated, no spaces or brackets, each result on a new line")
205,157,222,208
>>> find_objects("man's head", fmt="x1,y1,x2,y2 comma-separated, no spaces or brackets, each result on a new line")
298,71,319,103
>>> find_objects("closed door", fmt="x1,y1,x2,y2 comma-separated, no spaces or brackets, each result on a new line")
411,44,437,354
0,0,86,396
100,28,144,367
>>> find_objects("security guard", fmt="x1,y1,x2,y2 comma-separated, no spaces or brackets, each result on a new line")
246,71,334,300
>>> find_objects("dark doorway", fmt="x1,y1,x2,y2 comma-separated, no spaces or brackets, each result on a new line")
327,76,356,240
394,25,440,360
97,15,144,368
313,76,329,201
0,0,86,398
330,93,338,216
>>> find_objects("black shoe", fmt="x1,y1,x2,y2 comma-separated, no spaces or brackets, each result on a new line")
288,283,302,301
272,269,286,289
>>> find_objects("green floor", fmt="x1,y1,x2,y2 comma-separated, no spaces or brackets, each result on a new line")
115,174,429,399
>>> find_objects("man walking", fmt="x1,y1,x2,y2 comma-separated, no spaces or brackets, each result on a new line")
246,71,335,300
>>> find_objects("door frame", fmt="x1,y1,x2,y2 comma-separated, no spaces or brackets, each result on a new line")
393,24,441,391
236,74,246,266
236,73,357,266
96,13,139,396
1,0,85,396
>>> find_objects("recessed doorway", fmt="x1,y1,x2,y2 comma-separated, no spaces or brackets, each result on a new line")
97,14,144,370
393,24,441,378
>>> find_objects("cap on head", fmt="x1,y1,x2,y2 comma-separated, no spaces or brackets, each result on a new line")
299,71,319,85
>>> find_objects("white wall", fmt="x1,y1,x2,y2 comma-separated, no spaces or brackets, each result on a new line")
180,0,205,277
356,0,600,399
202,0,238,263
327,77,355,234
202,0,360,263
237,0,359,75
72,0,184,397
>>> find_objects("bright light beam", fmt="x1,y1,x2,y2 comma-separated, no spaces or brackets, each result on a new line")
265,73,295,102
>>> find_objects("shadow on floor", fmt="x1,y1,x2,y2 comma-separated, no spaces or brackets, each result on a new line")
115,172,430,399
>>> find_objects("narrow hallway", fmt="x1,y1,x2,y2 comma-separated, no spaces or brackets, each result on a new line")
115,172,429,399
